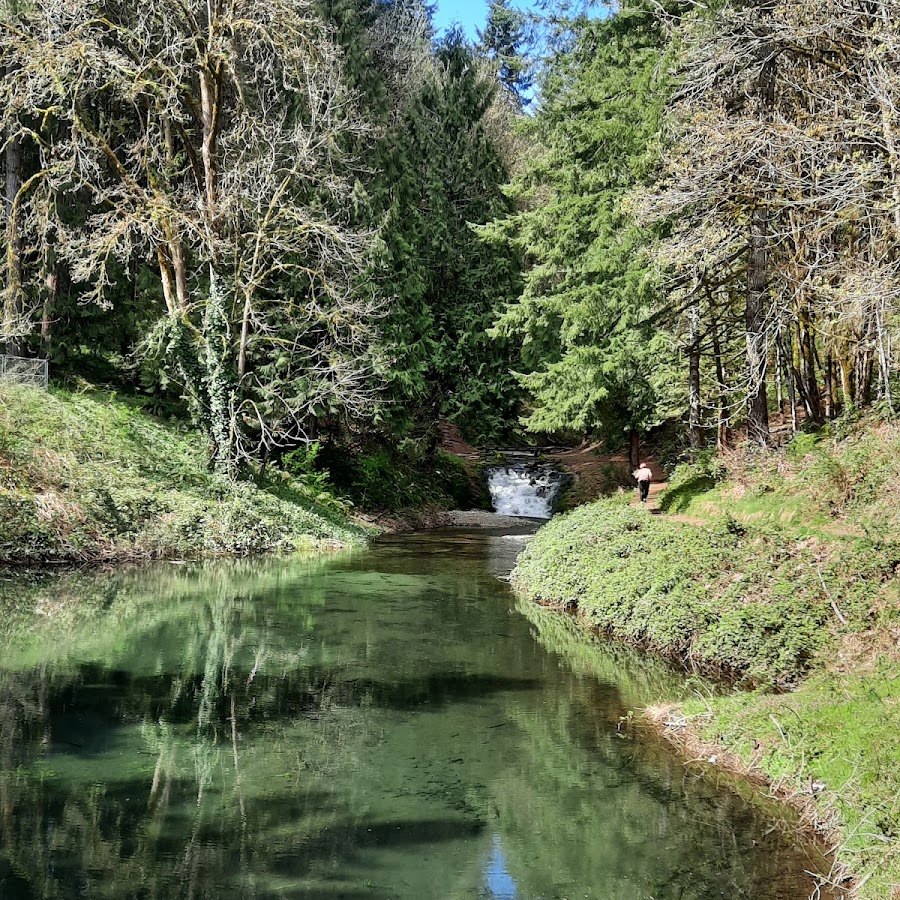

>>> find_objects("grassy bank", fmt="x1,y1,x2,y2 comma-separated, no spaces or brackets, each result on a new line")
514,423,900,898
659,422,900,542
0,383,366,563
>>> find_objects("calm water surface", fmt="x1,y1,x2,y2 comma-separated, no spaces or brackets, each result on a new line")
0,528,828,899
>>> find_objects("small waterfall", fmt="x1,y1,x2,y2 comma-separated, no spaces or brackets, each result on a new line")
486,461,567,519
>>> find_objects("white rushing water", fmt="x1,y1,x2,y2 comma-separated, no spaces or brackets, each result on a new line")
487,464,567,519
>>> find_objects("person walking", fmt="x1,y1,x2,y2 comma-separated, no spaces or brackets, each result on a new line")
633,461,652,503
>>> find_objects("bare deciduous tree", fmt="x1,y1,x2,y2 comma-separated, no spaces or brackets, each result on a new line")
638,0,900,443
0,0,381,471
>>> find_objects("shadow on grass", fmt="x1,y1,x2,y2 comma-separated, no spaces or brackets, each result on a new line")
658,472,718,514
261,477,361,535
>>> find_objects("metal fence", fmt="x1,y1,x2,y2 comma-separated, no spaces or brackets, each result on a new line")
0,355,49,389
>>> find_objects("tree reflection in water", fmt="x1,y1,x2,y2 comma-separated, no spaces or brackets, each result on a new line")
0,541,837,899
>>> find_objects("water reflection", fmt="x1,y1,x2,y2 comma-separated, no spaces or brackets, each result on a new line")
0,538,837,899
483,834,518,899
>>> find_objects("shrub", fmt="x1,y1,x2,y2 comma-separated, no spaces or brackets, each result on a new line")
319,443,481,512
514,496,880,685
659,452,726,513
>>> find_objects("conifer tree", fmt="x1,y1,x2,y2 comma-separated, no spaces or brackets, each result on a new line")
324,1,525,444
489,1,684,459
479,0,533,104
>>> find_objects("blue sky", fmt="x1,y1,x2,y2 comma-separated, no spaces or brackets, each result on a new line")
433,0,531,40
433,0,605,41
433,0,491,38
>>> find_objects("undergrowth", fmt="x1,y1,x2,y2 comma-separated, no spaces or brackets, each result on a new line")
318,443,486,512
514,496,894,686
0,383,366,563
515,418,900,898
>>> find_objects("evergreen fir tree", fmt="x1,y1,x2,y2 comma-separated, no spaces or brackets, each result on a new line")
488,1,685,457
322,2,525,444
479,0,533,104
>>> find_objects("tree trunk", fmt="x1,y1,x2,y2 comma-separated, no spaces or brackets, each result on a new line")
775,333,784,417
688,300,703,450
876,8,899,413
776,328,798,435
877,7,900,244
40,268,57,352
875,301,893,412
788,350,798,435
837,348,854,412
157,247,179,318
797,311,823,424
204,269,233,476
823,348,834,419
158,119,190,316
258,445,269,481
238,292,252,378
199,66,221,225
855,308,875,407
169,236,189,314
744,17,778,447
710,314,730,450
855,350,874,408
628,428,640,471
4,126,25,356
746,205,770,446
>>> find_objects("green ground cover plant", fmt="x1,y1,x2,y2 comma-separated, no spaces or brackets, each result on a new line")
514,425,900,897
514,496,893,686
0,383,366,563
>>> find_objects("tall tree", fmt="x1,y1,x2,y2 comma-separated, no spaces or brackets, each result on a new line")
489,1,684,459
0,0,28,357
643,0,900,440
333,2,525,445
0,0,378,471
479,0,533,104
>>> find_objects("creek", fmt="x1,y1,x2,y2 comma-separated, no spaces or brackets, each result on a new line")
0,528,829,899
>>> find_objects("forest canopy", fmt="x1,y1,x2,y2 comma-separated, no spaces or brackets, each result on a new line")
2,0,899,469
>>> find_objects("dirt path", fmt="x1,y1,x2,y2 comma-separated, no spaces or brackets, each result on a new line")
545,445,710,526
636,479,667,510
543,443,675,510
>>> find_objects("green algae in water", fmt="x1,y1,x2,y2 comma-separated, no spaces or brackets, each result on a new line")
0,528,832,899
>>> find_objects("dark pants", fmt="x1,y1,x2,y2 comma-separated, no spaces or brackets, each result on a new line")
639,480,650,502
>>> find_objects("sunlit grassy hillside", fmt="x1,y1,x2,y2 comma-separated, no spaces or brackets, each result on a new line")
514,420,900,898
660,421,900,542
0,383,365,563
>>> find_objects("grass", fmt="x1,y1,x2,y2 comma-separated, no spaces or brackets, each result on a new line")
660,423,900,542
514,419,900,898
514,495,896,686
0,382,366,563
682,668,900,898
